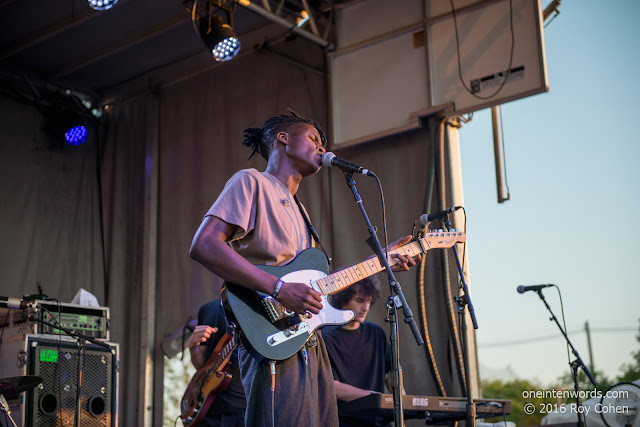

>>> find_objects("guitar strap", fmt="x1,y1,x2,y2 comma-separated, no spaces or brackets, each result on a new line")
293,195,331,266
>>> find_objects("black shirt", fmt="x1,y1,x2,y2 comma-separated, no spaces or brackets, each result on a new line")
322,321,392,426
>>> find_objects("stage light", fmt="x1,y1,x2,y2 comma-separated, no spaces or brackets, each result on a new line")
189,1,240,62
87,0,118,10
199,14,240,62
64,126,88,145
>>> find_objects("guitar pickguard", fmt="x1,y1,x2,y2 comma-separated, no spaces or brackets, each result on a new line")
223,248,355,361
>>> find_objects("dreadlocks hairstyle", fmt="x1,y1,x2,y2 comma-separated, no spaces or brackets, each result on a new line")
241,111,327,161
329,276,382,309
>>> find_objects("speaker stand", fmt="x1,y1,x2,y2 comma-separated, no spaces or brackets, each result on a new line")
74,339,86,427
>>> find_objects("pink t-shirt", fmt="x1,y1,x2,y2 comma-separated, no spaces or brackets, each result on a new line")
206,169,312,266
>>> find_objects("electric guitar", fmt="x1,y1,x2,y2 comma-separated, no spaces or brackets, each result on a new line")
180,332,237,426
222,230,466,361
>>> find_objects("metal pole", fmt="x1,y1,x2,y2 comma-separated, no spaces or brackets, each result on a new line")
446,121,480,399
138,89,160,427
585,321,595,373
491,106,508,203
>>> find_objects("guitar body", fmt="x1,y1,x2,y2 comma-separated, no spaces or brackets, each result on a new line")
180,333,236,426
222,231,466,361
223,248,355,361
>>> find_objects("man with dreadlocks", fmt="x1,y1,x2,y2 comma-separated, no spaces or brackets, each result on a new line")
190,112,418,427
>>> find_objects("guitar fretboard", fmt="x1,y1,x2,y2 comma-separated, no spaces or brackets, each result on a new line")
203,335,236,380
316,239,425,295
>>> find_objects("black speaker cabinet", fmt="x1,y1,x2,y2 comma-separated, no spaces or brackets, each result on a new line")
0,334,118,427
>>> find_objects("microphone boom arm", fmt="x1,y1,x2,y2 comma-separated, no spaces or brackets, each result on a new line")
532,289,596,427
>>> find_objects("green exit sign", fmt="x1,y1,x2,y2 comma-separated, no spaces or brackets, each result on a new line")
40,349,58,363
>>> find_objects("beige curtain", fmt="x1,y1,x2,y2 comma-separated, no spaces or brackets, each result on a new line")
100,93,148,426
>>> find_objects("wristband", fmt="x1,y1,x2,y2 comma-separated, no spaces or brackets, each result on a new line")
272,279,284,299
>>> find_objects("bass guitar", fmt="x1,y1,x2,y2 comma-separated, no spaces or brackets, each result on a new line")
223,230,466,361
180,332,237,426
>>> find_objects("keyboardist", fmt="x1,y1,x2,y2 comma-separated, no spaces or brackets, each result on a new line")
322,276,406,427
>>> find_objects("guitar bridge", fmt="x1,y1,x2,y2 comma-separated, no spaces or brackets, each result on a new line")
261,296,291,323
267,322,310,346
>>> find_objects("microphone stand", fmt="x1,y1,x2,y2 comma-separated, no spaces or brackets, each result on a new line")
442,216,478,427
26,307,112,427
342,172,424,427
533,289,596,427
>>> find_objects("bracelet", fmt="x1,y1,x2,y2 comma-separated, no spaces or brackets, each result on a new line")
272,279,284,299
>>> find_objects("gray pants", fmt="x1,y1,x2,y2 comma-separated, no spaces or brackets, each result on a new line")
238,333,339,427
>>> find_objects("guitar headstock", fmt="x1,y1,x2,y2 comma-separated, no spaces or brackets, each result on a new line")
423,229,466,249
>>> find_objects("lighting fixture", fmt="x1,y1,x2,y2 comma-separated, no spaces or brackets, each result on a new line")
88,0,118,10
190,1,240,62
64,126,88,145
199,14,240,61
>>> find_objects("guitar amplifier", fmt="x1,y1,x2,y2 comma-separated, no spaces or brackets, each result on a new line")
0,334,119,427
0,300,110,340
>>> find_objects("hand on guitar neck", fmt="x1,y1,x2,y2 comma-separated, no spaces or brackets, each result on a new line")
188,325,219,369
278,236,420,316
380,235,422,272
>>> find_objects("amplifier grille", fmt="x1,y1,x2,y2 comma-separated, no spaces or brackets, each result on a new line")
27,337,116,427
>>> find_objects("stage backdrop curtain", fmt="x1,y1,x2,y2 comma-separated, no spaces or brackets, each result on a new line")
0,94,105,305
99,93,148,426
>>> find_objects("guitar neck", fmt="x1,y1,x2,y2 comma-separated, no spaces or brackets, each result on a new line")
203,334,237,377
316,240,424,295
315,230,465,296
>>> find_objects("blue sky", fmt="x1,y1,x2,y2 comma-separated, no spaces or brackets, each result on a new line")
458,0,640,385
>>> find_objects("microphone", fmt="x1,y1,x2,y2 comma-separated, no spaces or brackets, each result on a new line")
419,206,462,225
321,152,374,176
517,284,554,294
0,296,33,310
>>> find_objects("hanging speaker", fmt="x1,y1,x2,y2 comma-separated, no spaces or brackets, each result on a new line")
23,334,118,427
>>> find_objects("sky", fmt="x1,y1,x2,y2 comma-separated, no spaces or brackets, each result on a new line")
457,0,640,386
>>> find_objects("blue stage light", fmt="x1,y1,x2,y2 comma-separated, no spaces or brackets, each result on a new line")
64,126,88,145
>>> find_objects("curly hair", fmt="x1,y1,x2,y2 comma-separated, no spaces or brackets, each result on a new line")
241,111,327,161
328,275,382,309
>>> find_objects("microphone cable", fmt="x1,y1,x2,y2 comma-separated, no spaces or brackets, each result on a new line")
370,172,389,267
555,286,572,374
